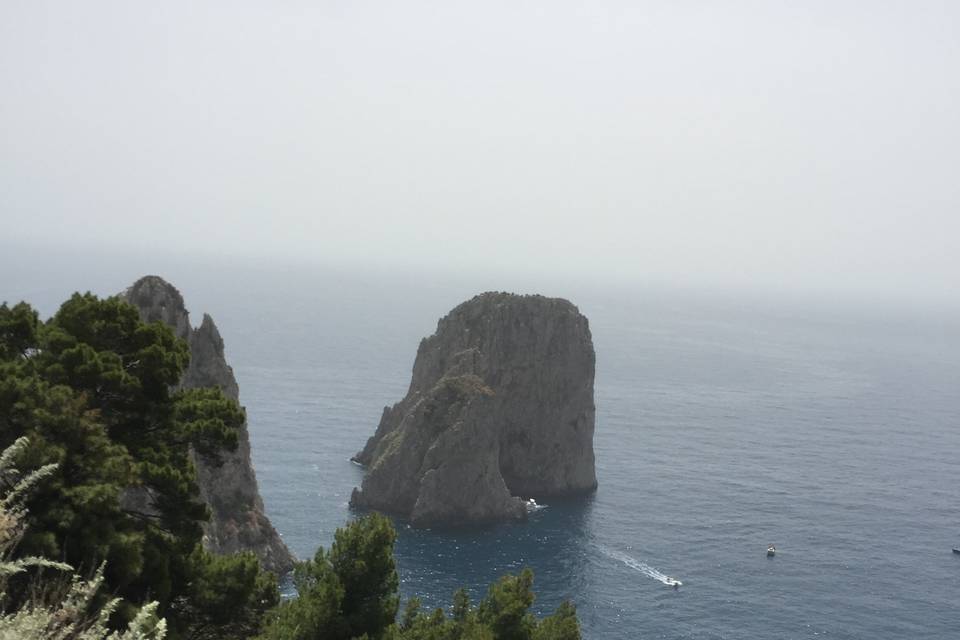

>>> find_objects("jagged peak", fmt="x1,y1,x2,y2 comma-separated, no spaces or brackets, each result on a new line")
123,275,191,340
125,275,187,310
196,312,221,337
120,275,293,572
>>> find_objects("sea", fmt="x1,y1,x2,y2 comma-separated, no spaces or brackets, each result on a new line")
4,252,959,639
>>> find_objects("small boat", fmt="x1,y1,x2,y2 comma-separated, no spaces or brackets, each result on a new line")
524,498,545,512
665,577,682,588
953,548,960,555
767,545,776,557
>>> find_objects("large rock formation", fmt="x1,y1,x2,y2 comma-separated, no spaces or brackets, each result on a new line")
123,276,294,574
351,292,596,526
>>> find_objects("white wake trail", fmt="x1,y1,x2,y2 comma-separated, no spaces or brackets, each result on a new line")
596,545,680,586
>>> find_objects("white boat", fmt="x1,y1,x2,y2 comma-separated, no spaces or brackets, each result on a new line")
767,545,776,557
524,498,544,512
665,577,682,588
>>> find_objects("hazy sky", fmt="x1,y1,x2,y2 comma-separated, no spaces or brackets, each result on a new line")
1,1,958,301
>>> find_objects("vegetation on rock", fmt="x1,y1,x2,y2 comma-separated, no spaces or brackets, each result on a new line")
0,296,275,638
1,292,582,640
351,293,596,527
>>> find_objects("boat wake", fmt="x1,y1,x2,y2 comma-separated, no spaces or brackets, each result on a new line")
596,545,681,586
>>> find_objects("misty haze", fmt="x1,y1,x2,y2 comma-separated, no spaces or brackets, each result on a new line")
1,2,958,639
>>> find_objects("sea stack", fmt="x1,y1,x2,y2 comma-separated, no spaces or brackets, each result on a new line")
123,276,294,574
350,292,596,526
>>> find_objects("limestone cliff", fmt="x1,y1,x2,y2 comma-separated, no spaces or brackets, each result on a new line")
351,292,596,526
123,276,294,574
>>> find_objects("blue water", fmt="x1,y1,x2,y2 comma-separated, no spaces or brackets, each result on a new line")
5,256,960,638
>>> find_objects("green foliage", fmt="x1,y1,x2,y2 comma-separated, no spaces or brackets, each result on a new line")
395,567,579,640
168,547,278,640
0,437,71,588
531,602,580,640
476,570,536,640
451,589,470,625
260,516,579,640
399,597,422,632
258,513,398,640
258,548,344,640
329,512,399,637
173,387,243,463
0,566,168,640
0,293,273,639
0,303,39,362
1,292,583,640
0,437,167,640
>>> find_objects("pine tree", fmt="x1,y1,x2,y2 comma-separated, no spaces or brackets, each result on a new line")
0,295,274,638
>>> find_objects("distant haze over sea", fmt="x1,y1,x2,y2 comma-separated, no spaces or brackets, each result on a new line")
4,248,959,638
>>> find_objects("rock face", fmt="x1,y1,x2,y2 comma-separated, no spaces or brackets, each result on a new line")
123,276,294,574
351,292,596,526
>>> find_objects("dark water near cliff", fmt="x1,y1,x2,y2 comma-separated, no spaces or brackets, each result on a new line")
5,255,960,639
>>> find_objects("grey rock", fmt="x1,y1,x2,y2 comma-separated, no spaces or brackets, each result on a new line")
351,292,596,526
123,276,294,574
